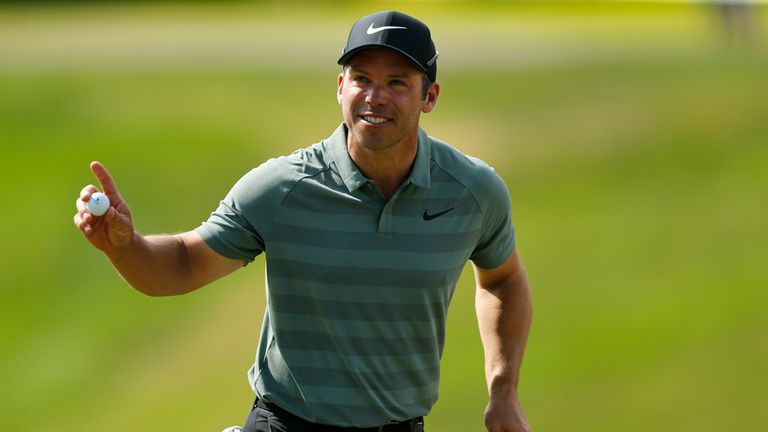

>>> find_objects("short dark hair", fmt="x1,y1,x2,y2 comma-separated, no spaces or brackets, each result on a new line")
421,73,433,100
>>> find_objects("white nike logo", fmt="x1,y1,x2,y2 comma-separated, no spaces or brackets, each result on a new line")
366,23,408,35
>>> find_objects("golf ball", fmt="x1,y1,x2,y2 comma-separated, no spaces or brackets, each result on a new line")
87,192,110,216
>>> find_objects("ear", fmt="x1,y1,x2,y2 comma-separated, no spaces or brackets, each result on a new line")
337,72,344,105
421,81,440,114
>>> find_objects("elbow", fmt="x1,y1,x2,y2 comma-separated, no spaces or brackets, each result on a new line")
132,283,174,297
140,287,176,297
129,279,197,297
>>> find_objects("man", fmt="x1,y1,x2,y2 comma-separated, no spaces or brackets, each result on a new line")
74,11,532,432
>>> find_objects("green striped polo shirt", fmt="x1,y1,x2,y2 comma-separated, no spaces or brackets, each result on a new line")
196,123,515,427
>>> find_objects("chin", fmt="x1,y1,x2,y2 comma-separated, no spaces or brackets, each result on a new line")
350,129,389,149
357,138,393,152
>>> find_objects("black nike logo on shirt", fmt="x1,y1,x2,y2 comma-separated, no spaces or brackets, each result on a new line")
422,207,455,221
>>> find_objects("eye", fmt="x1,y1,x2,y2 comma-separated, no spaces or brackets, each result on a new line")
390,79,406,86
353,75,370,84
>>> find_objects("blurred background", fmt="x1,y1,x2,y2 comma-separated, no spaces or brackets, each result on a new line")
1,1,766,431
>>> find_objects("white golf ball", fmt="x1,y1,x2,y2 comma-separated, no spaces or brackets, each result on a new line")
87,192,110,216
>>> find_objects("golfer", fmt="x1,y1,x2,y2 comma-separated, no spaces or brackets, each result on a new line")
74,11,532,432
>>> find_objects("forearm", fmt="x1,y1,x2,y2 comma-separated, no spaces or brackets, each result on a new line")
475,270,532,398
75,162,240,295
104,231,201,296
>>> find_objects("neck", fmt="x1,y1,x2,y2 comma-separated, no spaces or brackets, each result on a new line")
348,134,419,200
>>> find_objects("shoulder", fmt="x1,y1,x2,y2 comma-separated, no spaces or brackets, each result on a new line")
428,135,510,206
228,141,332,207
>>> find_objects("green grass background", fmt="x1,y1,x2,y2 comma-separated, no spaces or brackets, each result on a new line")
1,1,767,431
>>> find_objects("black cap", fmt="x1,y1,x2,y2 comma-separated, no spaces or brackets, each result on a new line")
338,11,438,82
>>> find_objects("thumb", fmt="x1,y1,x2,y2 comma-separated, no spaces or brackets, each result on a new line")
104,206,134,238
103,207,135,248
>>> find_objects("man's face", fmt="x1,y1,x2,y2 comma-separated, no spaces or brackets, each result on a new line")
337,48,439,153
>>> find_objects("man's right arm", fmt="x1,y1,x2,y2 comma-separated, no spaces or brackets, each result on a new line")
74,161,243,296
104,230,242,296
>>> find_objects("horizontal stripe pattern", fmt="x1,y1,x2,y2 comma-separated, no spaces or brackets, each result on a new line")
274,205,484,235
267,259,464,290
281,186,374,216
289,366,440,394
278,348,440,373
267,242,472,271
389,196,479,218
277,330,439,358
282,190,479,219
258,140,488,426
268,224,479,253
270,293,447,323
259,373,439,408
198,126,515,426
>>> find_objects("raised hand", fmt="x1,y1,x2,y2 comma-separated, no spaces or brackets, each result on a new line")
74,161,135,251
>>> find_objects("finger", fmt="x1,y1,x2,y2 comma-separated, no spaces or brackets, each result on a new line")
75,196,86,213
74,212,92,234
90,161,122,198
79,184,99,201
77,185,99,213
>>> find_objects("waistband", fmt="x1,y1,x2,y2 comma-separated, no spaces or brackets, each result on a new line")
255,398,425,432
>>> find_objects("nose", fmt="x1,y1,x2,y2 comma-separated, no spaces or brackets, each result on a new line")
365,83,388,106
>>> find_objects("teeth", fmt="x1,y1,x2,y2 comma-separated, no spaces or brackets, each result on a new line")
363,116,387,124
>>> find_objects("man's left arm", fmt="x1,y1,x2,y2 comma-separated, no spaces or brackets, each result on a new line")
474,249,533,432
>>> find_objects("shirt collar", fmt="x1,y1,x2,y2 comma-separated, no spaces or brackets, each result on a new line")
326,123,432,192
410,128,432,189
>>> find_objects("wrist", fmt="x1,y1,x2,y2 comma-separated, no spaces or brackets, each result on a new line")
488,373,518,401
105,229,140,256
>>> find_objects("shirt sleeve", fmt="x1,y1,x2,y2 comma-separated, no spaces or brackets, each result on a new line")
195,160,285,264
195,198,265,265
469,167,516,269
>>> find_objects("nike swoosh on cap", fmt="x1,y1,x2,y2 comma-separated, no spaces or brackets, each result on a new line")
366,23,408,35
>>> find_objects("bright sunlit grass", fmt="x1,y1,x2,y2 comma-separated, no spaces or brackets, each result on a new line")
1,2,766,432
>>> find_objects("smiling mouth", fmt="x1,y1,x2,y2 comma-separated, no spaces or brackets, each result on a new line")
361,115,390,124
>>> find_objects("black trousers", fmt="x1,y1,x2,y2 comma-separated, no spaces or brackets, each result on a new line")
243,398,425,432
